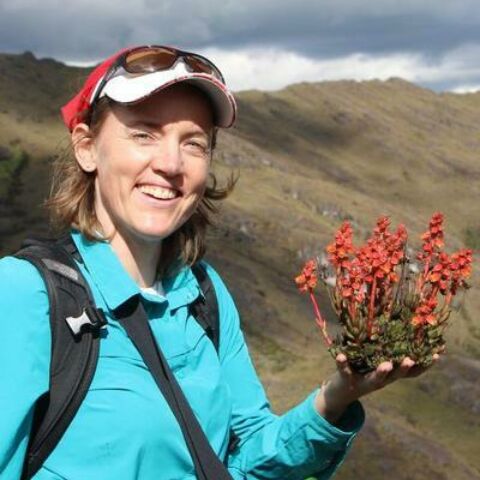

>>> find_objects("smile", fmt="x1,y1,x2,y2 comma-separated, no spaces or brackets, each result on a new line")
137,184,180,200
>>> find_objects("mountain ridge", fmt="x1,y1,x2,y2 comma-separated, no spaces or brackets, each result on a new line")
0,51,479,480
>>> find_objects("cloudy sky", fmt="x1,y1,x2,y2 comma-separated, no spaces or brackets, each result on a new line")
2,0,480,92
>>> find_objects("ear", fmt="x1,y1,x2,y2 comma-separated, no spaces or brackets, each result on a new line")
71,123,98,173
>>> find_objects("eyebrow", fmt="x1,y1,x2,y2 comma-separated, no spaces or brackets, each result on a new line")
125,120,209,137
124,120,160,130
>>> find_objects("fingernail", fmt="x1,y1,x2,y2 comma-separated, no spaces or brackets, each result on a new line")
379,365,392,376
402,357,414,368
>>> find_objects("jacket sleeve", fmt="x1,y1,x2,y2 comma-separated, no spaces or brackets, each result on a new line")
205,264,364,480
0,256,51,479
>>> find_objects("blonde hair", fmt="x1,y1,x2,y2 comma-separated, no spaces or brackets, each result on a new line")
45,96,236,276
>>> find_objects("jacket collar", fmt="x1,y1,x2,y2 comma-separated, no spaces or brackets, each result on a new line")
70,230,200,312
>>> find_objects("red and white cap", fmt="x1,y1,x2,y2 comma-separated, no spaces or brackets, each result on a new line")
61,47,237,131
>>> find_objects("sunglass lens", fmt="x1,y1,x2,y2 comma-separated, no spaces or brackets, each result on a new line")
185,55,216,76
125,47,177,74
122,47,224,82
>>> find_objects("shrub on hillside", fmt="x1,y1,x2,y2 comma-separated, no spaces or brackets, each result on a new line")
0,147,29,202
464,226,480,251
0,146,11,162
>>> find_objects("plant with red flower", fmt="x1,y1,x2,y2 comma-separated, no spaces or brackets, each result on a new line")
295,213,473,373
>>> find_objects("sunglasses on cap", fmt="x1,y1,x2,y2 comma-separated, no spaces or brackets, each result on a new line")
90,45,226,107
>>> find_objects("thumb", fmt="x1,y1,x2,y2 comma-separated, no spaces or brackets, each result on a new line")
335,353,353,378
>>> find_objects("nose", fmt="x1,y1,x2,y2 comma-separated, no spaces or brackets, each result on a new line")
150,137,183,177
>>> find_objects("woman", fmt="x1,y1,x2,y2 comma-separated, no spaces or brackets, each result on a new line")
0,45,437,480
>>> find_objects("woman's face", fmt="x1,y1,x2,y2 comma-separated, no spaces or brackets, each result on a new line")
76,84,214,247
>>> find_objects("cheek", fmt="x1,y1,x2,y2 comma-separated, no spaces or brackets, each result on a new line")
93,162,132,217
191,161,210,193
95,144,147,189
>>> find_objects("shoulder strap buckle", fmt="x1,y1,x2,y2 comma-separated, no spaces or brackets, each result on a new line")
65,306,108,336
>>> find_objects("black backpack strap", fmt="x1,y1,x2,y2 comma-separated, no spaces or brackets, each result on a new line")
115,296,233,480
190,263,240,455
190,262,220,352
15,236,107,480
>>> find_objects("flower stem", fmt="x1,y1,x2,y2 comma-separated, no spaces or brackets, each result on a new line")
309,289,332,346
368,274,377,336
416,259,431,297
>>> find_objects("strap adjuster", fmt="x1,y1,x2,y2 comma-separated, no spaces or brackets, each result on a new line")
65,306,108,336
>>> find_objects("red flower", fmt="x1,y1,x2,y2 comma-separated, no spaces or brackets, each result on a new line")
449,248,473,294
295,260,318,293
412,297,438,326
427,254,451,293
418,212,445,263
326,222,355,269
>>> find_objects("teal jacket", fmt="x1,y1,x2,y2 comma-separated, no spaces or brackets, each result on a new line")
0,230,364,480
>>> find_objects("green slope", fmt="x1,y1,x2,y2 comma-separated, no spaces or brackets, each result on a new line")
0,52,478,479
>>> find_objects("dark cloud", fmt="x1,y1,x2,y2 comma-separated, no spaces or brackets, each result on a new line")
1,0,479,60
203,14,480,62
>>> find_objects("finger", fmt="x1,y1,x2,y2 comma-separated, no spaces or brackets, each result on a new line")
336,353,347,363
401,357,416,375
334,353,356,390
377,361,394,376
335,353,352,377
406,354,441,378
433,347,446,361
387,357,416,383
367,361,393,388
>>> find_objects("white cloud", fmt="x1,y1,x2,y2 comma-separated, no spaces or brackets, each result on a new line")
193,44,480,92
451,84,480,93
66,43,480,92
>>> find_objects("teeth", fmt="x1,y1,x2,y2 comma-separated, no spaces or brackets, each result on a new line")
138,185,178,200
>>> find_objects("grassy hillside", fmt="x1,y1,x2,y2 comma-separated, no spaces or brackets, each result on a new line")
0,52,478,479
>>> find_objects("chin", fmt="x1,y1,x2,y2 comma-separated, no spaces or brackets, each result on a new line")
133,229,172,243
131,222,180,243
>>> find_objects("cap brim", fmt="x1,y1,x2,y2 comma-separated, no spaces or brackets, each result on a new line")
100,70,236,128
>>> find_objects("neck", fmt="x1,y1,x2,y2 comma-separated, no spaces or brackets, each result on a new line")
108,231,162,288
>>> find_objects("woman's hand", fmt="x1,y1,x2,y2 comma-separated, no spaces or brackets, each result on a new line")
314,353,441,425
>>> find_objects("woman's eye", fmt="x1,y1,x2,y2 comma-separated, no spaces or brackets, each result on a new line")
131,131,153,141
186,140,209,154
